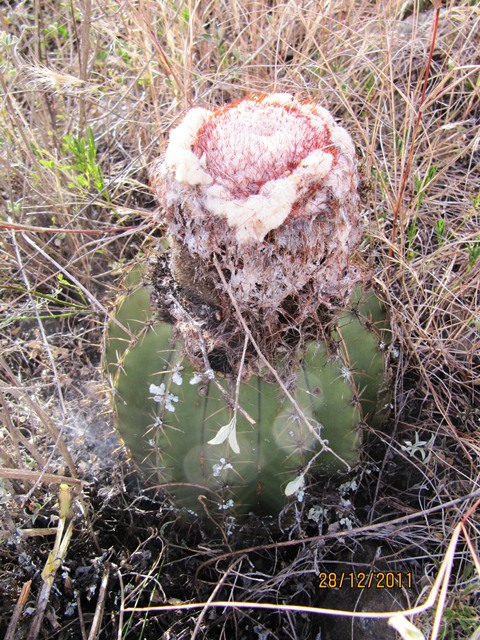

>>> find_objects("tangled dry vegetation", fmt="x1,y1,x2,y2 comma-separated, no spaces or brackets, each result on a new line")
0,1,479,639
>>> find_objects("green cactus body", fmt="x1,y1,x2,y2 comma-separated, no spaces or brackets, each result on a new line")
105,266,390,516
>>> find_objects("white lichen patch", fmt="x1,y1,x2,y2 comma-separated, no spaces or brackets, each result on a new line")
307,505,325,523
149,383,178,412
171,363,183,385
189,372,203,385
218,499,235,511
284,472,305,499
212,457,234,477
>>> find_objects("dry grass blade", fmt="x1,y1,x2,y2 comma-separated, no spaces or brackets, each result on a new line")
86,562,111,640
0,467,83,486
4,580,32,640
26,484,75,640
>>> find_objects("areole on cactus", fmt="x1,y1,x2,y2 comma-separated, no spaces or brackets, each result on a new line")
105,94,390,516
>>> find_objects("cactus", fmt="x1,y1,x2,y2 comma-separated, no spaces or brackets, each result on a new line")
105,266,389,515
104,95,391,516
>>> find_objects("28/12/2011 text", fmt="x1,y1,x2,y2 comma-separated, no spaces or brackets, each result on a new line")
318,571,412,590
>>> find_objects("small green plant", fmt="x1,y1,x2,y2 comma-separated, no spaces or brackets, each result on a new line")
406,217,418,260
33,127,109,200
61,127,108,197
43,22,69,44
414,164,438,209
435,218,446,247
466,239,480,270
468,191,480,210
440,604,480,640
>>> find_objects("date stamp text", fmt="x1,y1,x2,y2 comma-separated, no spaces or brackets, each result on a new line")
318,571,411,590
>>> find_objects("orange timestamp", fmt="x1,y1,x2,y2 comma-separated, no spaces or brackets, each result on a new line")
318,571,412,590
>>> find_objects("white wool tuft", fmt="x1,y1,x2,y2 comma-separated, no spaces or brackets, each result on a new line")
297,149,334,181
167,108,211,152
305,103,335,127
205,177,297,242
325,155,357,200
164,108,213,185
329,126,356,157
172,149,212,186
